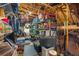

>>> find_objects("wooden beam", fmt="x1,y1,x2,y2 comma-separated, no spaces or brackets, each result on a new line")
57,25,79,30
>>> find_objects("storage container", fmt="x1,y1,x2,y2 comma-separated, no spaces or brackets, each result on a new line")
23,40,38,56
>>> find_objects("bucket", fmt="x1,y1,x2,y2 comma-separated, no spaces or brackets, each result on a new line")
49,50,57,56
23,40,38,56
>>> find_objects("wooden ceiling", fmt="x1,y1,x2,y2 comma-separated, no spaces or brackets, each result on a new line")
19,3,61,15
19,3,79,24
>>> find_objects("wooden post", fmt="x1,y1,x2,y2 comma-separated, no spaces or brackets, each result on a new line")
66,4,69,49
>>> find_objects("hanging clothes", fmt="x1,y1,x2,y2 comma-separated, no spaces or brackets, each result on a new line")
11,3,18,13
8,15,16,31
2,18,9,24
32,17,40,24
31,17,40,36
8,15,20,34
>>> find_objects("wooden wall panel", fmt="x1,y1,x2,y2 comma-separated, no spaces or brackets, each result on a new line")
0,7,5,19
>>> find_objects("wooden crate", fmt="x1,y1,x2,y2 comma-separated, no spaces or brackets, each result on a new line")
0,42,17,56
